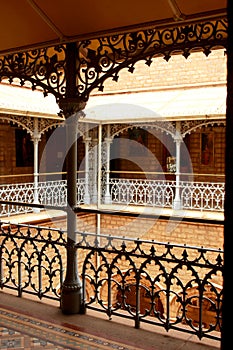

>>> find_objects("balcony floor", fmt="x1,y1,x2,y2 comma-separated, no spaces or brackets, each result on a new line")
0,292,220,350
2,203,224,228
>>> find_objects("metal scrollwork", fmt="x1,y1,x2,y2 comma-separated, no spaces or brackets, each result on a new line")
76,18,227,99
0,18,227,104
0,46,66,100
79,232,223,340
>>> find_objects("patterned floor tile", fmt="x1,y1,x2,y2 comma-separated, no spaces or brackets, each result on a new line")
0,307,135,350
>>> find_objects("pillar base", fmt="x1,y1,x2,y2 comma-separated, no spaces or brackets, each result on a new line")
60,283,83,314
173,199,182,210
104,194,112,204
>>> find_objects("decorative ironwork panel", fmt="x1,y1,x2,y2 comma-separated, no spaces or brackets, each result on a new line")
78,232,223,341
0,222,66,300
0,178,225,216
0,183,35,216
110,178,175,207
180,181,225,211
181,120,226,137
0,18,227,103
38,180,67,207
0,46,66,100
0,179,86,217
77,18,227,100
0,221,223,341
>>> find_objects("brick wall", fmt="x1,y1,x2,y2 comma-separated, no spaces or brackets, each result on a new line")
0,123,49,185
99,214,223,250
91,49,226,95
110,124,225,181
41,213,223,251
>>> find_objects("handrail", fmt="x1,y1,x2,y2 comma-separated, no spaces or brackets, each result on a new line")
110,170,225,177
0,170,85,178
0,221,223,341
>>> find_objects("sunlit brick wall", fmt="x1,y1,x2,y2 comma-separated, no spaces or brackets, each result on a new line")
91,49,226,95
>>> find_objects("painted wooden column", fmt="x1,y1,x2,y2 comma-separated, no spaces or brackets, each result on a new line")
173,121,182,210
59,42,86,314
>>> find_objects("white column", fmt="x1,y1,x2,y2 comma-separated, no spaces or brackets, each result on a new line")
104,125,112,204
83,134,91,204
97,124,102,208
32,118,41,213
91,138,98,205
173,121,182,210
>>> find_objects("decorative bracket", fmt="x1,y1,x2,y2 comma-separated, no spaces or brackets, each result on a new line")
0,17,227,106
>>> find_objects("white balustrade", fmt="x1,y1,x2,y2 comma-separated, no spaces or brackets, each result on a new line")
109,178,225,212
110,178,175,207
180,181,225,211
0,178,225,217
0,179,86,217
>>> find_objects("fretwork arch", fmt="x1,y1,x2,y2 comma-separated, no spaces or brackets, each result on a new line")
108,122,177,140
107,120,226,141
0,115,64,136
181,119,226,137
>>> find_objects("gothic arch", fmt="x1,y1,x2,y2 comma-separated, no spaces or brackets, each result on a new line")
100,271,166,317
170,283,222,330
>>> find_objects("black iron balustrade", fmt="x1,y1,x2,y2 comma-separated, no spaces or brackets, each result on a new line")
0,221,223,341
78,232,223,341
0,221,66,300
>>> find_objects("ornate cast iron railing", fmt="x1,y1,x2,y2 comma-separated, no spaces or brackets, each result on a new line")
110,178,175,208
0,178,225,216
0,222,223,341
0,17,227,103
0,179,85,216
79,232,223,341
0,222,66,300
181,181,225,211
110,178,225,212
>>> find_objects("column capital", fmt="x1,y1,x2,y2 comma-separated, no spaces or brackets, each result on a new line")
59,98,86,118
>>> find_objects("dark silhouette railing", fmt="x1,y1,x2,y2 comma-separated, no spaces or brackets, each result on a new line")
0,222,66,300
0,222,223,341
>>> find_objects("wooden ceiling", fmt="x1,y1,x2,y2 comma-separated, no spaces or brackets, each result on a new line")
0,0,227,55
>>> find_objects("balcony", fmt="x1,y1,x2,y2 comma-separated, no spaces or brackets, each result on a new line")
0,177,225,219
0,221,222,349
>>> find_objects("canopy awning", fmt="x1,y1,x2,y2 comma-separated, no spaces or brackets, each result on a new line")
0,83,226,124
0,1,227,55
84,85,226,124
0,83,61,119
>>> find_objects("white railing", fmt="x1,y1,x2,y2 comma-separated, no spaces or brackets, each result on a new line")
109,178,225,212
0,182,34,216
180,181,225,211
110,178,175,207
0,178,225,217
0,179,86,217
